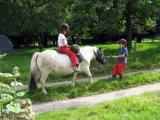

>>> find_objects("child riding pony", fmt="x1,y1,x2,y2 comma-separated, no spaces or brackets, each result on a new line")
58,23,79,71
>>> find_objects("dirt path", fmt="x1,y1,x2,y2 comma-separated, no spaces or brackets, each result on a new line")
33,82,160,114
17,69,160,90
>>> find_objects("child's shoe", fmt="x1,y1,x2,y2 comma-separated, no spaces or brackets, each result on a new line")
111,75,116,80
119,75,123,79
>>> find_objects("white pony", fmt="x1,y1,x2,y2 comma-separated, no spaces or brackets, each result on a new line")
29,46,106,94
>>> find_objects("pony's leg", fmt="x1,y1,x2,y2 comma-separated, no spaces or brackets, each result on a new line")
83,66,93,83
40,72,49,94
71,71,78,87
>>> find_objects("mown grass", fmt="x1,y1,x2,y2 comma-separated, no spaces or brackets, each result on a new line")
36,91,160,120
0,41,160,84
22,71,160,103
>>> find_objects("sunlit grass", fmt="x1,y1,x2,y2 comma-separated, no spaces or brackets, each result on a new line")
36,91,160,120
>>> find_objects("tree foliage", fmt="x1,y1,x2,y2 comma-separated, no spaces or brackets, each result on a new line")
70,0,126,37
70,0,160,49
0,0,160,49
0,0,67,35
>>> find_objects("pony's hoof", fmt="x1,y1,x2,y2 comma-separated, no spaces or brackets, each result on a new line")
71,82,75,87
42,90,48,95
90,79,93,84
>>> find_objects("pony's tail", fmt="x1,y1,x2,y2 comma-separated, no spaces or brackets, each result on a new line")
29,52,41,92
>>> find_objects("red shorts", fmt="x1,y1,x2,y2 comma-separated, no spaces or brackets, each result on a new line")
59,46,79,67
112,62,126,76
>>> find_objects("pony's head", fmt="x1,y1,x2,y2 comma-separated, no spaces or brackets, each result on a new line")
94,48,106,64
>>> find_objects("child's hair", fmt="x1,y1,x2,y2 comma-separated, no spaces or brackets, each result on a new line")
59,23,69,33
119,39,127,47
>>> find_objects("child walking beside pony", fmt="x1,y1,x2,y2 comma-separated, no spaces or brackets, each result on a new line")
111,39,128,79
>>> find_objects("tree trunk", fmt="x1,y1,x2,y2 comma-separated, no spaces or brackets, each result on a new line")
125,0,133,50
43,33,48,47
37,33,43,51
137,37,142,43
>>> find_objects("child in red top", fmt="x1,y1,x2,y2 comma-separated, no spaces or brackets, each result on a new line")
58,23,79,71
111,39,128,79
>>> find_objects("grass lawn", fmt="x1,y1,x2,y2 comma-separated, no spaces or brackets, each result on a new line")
22,71,160,103
36,91,160,120
0,41,160,84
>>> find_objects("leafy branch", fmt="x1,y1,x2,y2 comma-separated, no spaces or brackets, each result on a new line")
0,65,25,120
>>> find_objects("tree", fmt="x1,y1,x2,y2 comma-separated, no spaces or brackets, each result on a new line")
69,0,160,49
126,0,160,44
125,0,135,50
0,0,160,49
70,0,126,38
0,0,67,49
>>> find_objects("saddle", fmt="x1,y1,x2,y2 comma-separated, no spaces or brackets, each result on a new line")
76,53,84,63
